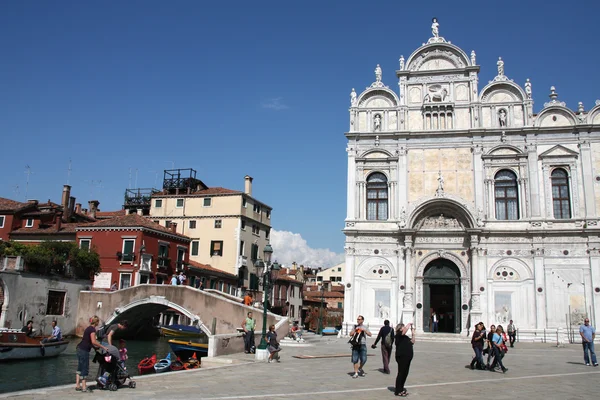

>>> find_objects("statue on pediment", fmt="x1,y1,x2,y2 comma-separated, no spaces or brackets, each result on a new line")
350,88,357,106
431,17,439,38
497,57,504,76
375,64,382,83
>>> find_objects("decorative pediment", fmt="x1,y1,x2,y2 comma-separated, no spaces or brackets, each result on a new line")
539,145,579,159
416,213,465,231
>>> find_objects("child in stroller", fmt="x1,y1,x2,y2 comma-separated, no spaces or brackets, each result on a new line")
94,345,136,391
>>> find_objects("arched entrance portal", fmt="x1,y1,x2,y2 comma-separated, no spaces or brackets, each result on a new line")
423,259,461,333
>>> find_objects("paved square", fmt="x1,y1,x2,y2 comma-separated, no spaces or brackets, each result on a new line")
3,334,598,399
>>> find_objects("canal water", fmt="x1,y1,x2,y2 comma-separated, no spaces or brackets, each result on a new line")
0,338,175,394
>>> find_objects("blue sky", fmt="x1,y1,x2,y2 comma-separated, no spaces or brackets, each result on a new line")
1,1,599,267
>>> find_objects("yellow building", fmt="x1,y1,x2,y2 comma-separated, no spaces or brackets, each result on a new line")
149,169,271,293
317,262,345,286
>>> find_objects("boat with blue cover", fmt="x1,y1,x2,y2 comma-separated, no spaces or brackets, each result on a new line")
153,353,172,373
168,339,208,359
160,324,203,338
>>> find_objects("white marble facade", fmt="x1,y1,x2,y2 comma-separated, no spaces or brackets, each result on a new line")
344,21,600,339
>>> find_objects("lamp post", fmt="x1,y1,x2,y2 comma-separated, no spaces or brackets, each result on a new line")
317,284,325,335
254,244,281,350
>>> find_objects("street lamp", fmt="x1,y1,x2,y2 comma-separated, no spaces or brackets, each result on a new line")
254,244,281,350
317,284,325,335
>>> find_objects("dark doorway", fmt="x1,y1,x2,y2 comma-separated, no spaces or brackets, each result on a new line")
429,284,455,333
422,259,461,333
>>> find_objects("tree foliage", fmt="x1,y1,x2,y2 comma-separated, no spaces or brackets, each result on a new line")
0,240,100,279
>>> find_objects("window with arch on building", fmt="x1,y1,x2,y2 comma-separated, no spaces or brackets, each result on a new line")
366,172,388,220
551,168,571,219
494,169,519,220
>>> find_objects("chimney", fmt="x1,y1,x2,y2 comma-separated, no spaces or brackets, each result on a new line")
170,222,178,233
27,199,38,206
69,197,76,220
136,208,143,216
75,203,82,214
88,200,99,219
244,175,253,196
55,212,63,232
61,185,71,216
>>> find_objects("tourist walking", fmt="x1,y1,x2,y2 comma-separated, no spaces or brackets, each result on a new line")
469,322,485,370
394,322,415,397
242,311,256,354
507,320,516,347
349,315,372,378
488,326,508,373
371,319,394,374
579,318,597,366
266,325,281,363
484,324,496,369
75,316,108,392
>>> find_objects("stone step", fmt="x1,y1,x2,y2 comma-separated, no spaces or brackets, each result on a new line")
416,333,472,343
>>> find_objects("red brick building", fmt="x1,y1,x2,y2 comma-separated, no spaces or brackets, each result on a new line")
75,214,191,289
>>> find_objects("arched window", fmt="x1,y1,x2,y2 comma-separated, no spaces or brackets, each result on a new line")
494,170,519,220
366,172,388,220
551,168,571,219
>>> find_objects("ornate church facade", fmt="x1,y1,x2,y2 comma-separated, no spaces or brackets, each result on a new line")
343,21,600,338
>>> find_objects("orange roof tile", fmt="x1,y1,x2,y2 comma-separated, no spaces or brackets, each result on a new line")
76,213,190,240
11,222,81,235
95,210,126,218
0,197,33,212
187,260,238,279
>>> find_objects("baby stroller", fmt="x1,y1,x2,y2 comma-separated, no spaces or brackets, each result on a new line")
93,345,136,391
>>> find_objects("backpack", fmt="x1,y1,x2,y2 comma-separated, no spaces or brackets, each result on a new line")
348,329,364,349
384,330,393,349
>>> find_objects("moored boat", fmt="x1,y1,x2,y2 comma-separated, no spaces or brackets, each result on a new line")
321,327,339,336
154,353,172,373
160,324,203,338
138,354,157,375
170,357,185,371
183,352,200,370
0,329,69,361
168,339,208,360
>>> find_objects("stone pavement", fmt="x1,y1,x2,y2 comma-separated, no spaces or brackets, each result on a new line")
2,333,598,399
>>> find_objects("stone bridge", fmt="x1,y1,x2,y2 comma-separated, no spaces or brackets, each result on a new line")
77,285,287,357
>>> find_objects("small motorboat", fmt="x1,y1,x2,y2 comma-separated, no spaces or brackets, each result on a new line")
160,324,203,338
183,353,200,370
138,354,157,375
0,329,69,361
321,327,340,336
170,357,185,371
154,353,172,373
168,339,208,360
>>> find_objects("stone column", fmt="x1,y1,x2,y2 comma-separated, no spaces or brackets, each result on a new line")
472,145,484,213
461,277,470,333
518,177,528,219
579,141,597,219
485,179,495,220
398,145,408,209
588,246,600,329
402,236,415,325
347,146,356,220
343,248,356,329
527,143,541,217
532,245,546,330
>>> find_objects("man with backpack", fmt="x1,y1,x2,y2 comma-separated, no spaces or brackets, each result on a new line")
349,315,372,378
371,319,394,374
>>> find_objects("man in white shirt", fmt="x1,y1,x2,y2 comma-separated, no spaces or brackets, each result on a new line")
42,320,62,343
432,311,439,333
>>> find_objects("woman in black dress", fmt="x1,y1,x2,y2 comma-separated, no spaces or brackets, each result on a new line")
394,322,415,397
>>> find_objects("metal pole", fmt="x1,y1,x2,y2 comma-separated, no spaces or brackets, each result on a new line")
318,286,325,335
258,265,269,349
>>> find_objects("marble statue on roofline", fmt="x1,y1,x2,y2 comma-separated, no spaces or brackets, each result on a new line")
497,57,504,76
470,50,476,65
431,17,439,38
525,79,532,99
375,64,382,82
399,55,405,70
350,88,357,106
